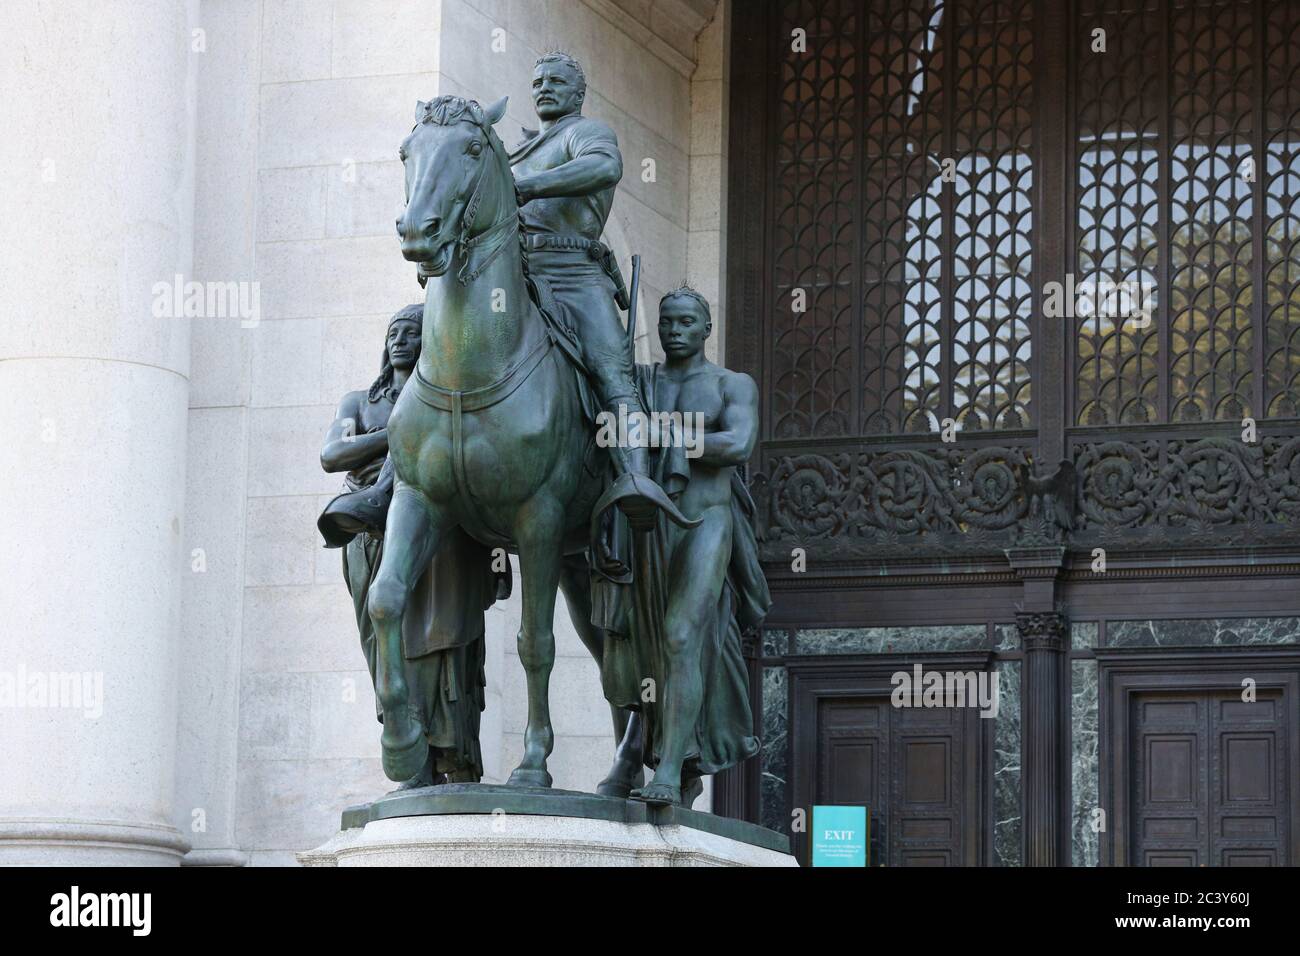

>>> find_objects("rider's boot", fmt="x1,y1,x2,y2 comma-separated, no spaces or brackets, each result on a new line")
318,456,396,547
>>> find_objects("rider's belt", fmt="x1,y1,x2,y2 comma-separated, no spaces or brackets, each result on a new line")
523,233,607,258
524,234,629,311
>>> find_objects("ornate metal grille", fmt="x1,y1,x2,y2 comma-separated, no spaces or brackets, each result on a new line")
1074,0,1300,425
768,0,1036,440
732,0,1300,559
1264,0,1300,418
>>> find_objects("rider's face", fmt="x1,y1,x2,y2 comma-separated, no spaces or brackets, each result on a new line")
658,298,710,359
531,64,584,121
386,319,422,370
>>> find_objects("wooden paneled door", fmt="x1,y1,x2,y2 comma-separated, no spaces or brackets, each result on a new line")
790,656,991,866
1132,690,1291,866
1099,651,1300,867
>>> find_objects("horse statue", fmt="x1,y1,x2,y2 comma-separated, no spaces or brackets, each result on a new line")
374,93,688,790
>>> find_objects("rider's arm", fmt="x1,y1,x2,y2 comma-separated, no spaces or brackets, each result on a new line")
697,373,759,468
515,121,622,202
320,391,389,473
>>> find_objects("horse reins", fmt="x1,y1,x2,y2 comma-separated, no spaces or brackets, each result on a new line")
453,121,521,285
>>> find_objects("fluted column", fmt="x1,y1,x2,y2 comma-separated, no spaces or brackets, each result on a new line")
0,0,196,864
1005,543,1069,867
1016,609,1068,867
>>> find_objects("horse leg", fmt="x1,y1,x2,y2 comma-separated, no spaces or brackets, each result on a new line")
367,483,445,782
506,498,565,788
557,554,645,796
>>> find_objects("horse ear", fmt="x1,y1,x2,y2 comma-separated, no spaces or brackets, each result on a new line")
414,100,428,121
483,96,508,127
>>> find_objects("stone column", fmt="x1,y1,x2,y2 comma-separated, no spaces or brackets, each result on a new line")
1007,545,1070,866
1016,609,1069,867
0,0,196,864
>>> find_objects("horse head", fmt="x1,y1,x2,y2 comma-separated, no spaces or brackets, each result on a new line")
396,94,513,281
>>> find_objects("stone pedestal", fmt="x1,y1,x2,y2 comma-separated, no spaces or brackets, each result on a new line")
300,784,796,867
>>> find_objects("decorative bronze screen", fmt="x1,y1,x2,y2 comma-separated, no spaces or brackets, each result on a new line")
730,0,1300,558
1074,0,1300,425
768,0,1036,439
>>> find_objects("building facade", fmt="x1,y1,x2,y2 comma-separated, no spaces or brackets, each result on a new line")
3,0,1297,867
721,0,1300,867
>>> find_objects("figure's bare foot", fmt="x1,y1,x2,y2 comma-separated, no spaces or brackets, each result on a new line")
630,781,680,806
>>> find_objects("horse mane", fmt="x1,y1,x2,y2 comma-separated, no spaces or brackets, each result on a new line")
415,95,483,129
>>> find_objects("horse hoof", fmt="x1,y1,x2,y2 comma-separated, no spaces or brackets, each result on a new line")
506,767,552,789
595,779,632,799
595,760,644,798
382,734,428,782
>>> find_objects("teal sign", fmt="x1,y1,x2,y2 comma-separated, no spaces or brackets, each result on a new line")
811,805,868,867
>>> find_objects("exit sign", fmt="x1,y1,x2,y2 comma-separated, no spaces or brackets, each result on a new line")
811,805,868,867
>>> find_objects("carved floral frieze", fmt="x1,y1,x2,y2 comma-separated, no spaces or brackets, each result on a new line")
751,433,1300,560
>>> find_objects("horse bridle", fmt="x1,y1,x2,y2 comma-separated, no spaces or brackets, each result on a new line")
446,118,519,286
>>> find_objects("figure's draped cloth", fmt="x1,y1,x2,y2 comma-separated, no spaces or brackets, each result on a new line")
336,462,499,779
593,364,770,776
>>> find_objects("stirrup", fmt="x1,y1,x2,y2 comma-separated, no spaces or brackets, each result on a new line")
591,473,702,534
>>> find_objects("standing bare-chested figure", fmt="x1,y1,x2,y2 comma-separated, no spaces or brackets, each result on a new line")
597,287,771,806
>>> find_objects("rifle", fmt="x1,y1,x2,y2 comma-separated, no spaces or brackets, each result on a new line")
625,254,642,350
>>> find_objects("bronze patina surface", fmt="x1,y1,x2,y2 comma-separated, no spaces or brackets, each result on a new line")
318,55,771,822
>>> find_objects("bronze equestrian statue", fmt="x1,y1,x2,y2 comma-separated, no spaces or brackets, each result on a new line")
318,53,767,808
372,87,691,789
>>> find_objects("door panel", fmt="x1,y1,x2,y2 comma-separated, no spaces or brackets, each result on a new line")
801,669,987,866
1131,689,1290,866
1212,693,1289,866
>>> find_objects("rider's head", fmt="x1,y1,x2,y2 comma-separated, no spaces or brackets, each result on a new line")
532,52,586,122
658,286,712,360
370,304,423,402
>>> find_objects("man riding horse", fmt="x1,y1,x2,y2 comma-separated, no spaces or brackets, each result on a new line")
321,51,656,536
511,52,654,477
